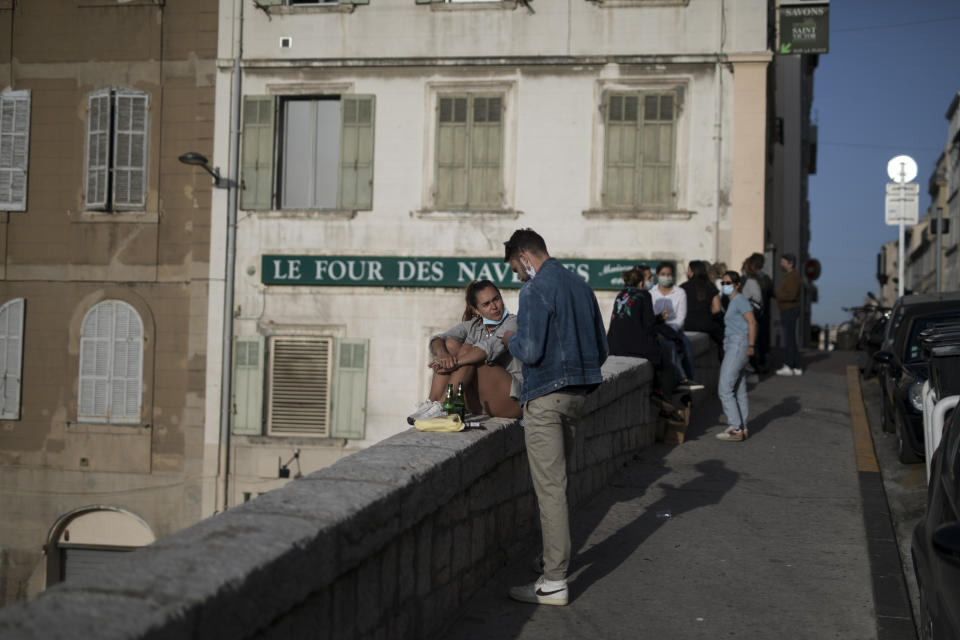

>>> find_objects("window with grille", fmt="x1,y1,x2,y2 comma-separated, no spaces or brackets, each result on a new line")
434,94,504,210
267,336,334,437
602,91,677,210
85,89,149,212
78,300,143,424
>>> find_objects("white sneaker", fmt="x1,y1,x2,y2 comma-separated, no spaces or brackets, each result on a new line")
407,400,443,425
509,576,568,606
775,364,794,376
792,367,803,376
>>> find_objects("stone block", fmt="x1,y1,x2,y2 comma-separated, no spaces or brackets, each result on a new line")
385,611,412,640
503,421,525,457
396,529,416,606
256,587,332,640
495,501,515,547
357,558,381,635
380,540,398,611
470,514,486,566
451,521,472,575
331,570,358,640
415,521,433,598
436,493,468,528
431,526,452,588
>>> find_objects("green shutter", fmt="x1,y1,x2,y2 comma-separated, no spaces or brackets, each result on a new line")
469,96,503,208
435,96,468,208
640,93,675,208
232,336,264,435
415,0,435,4
330,338,368,440
339,95,375,210
343,0,370,4
602,93,639,209
240,96,274,210
260,0,283,5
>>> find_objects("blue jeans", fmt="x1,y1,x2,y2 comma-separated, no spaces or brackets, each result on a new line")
719,333,749,430
680,332,695,380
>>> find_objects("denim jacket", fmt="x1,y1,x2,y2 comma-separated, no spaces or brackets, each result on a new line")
507,258,609,403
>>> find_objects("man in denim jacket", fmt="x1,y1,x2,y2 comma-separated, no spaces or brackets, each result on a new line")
500,228,608,606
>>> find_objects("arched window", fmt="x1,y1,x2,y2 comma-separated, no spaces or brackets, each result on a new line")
78,300,143,423
0,298,25,420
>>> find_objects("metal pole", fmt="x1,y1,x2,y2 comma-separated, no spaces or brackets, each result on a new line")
898,167,905,299
936,206,942,292
217,0,243,514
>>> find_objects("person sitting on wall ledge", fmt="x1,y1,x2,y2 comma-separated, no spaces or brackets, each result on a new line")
407,279,523,424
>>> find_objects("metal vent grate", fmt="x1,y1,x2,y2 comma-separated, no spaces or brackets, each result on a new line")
267,336,333,437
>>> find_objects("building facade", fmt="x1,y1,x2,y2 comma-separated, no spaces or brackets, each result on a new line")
202,0,782,508
0,0,217,603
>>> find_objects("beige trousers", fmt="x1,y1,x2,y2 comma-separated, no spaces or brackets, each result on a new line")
523,391,585,582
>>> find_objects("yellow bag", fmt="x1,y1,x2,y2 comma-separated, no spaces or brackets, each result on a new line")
414,414,464,432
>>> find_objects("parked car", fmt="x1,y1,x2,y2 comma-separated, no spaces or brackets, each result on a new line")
912,404,960,639
873,292,960,463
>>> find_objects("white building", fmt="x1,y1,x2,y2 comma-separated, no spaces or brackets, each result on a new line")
204,0,775,508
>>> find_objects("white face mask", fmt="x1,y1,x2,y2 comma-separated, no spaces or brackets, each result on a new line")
522,259,536,280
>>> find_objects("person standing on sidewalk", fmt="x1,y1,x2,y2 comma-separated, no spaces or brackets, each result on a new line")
500,228,608,606
775,254,803,376
716,271,758,441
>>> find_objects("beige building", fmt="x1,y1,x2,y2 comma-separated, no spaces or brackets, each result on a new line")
0,0,217,603
202,0,781,508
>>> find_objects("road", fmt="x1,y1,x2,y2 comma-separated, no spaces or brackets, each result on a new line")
439,350,917,640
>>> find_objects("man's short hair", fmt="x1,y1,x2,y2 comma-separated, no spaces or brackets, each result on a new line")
503,228,548,261
782,253,796,267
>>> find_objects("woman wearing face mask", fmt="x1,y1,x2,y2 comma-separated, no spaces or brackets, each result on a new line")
407,280,523,423
651,262,703,391
715,271,758,441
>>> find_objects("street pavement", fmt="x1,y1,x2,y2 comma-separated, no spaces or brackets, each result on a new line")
441,350,886,640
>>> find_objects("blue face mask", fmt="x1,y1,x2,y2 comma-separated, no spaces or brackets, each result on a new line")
644,281,655,291
721,284,735,296
483,308,509,326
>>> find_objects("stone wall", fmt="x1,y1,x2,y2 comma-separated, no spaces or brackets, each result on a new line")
0,335,718,640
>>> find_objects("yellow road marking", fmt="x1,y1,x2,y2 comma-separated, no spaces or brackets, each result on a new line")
846,365,880,473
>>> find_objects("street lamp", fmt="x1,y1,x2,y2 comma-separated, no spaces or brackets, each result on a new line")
178,151,232,189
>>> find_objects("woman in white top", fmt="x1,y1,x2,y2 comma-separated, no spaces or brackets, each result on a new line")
650,262,702,390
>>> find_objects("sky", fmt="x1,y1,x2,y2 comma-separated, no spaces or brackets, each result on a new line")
808,0,960,326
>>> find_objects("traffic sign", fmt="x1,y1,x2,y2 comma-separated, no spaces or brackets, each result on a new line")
885,182,919,226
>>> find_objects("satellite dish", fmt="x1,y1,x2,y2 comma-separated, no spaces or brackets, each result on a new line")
887,155,917,183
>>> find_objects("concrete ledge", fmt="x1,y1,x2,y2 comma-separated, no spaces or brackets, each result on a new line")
0,334,718,640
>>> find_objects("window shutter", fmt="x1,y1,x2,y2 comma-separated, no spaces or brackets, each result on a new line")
112,90,149,210
0,90,31,212
435,96,468,208
241,96,275,210
79,303,113,421
469,95,503,208
109,302,142,423
267,336,333,437
415,0,435,4
85,90,111,210
602,93,639,209
260,0,283,4
640,93,675,208
78,301,142,424
232,336,264,435
0,298,25,420
342,0,370,4
330,338,368,440
339,95,376,210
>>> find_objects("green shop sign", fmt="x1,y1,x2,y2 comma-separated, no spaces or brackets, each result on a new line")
778,3,829,54
261,255,666,291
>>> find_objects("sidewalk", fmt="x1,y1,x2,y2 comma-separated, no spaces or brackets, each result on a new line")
442,351,879,640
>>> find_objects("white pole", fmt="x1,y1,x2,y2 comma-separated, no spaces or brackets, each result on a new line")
898,165,906,299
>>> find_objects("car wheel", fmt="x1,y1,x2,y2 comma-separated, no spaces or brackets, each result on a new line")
896,416,921,464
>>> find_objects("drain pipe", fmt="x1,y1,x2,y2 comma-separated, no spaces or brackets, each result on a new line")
713,0,726,263
217,0,244,513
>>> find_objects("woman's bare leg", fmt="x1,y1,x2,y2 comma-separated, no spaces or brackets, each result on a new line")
476,365,522,419
449,343,481,413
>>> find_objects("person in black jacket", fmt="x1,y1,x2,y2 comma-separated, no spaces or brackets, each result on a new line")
607,266,676,396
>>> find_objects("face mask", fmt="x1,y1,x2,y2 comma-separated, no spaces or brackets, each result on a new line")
721,284,735,296
644,281,655,291
482,307,509,326
658,276,674,288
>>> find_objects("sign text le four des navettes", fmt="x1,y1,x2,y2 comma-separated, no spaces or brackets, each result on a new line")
261,255,667,291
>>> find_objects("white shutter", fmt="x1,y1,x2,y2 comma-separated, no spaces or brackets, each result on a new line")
78,301,142,423
0,90,31,212
110,302,142,422
0,298,25,420
85,90,111,210
112,90,149,209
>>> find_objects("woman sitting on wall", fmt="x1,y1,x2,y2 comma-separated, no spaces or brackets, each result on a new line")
407,280,522,424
